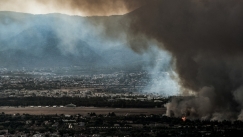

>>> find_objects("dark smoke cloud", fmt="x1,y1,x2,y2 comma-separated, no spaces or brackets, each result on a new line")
128,0,243,89
125,0,243,120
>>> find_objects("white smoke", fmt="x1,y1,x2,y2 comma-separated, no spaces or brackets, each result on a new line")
142,45,180,96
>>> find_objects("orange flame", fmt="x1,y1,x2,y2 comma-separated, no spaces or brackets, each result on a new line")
182,116,186,122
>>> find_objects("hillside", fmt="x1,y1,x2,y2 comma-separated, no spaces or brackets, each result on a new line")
0,11,158,71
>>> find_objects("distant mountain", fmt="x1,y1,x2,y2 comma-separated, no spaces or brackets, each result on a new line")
0,11,149,70
0,23,104,68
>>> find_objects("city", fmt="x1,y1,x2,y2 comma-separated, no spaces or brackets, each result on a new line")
0,112,242,136
0,68,243,136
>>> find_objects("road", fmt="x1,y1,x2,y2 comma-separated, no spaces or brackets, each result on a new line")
0,106,166,115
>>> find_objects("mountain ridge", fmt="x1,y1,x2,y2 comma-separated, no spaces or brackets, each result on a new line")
0,10,149,71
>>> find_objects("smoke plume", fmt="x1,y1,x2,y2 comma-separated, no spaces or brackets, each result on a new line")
125,0,243,120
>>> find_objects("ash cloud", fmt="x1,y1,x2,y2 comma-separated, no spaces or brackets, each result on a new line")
125,0,243,120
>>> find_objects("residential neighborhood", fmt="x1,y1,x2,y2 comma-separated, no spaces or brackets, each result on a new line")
0,112,242,137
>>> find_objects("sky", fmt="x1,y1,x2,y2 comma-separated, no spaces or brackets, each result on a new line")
0,0,141,16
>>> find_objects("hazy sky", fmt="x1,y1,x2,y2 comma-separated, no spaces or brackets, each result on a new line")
0,0,143,16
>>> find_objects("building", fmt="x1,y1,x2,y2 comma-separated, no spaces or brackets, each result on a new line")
65,103,76,107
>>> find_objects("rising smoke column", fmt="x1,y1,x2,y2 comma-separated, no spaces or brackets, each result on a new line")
127,0,243,120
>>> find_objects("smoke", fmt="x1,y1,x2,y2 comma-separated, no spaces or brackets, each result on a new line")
141,45,179,96
124,0,243,120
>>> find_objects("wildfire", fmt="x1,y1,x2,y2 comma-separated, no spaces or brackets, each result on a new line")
182,116,186,122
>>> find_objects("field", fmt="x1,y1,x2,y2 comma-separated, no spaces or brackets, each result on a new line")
0,106,166,115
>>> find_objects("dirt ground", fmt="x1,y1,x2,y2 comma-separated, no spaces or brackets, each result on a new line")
0,107,166,115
